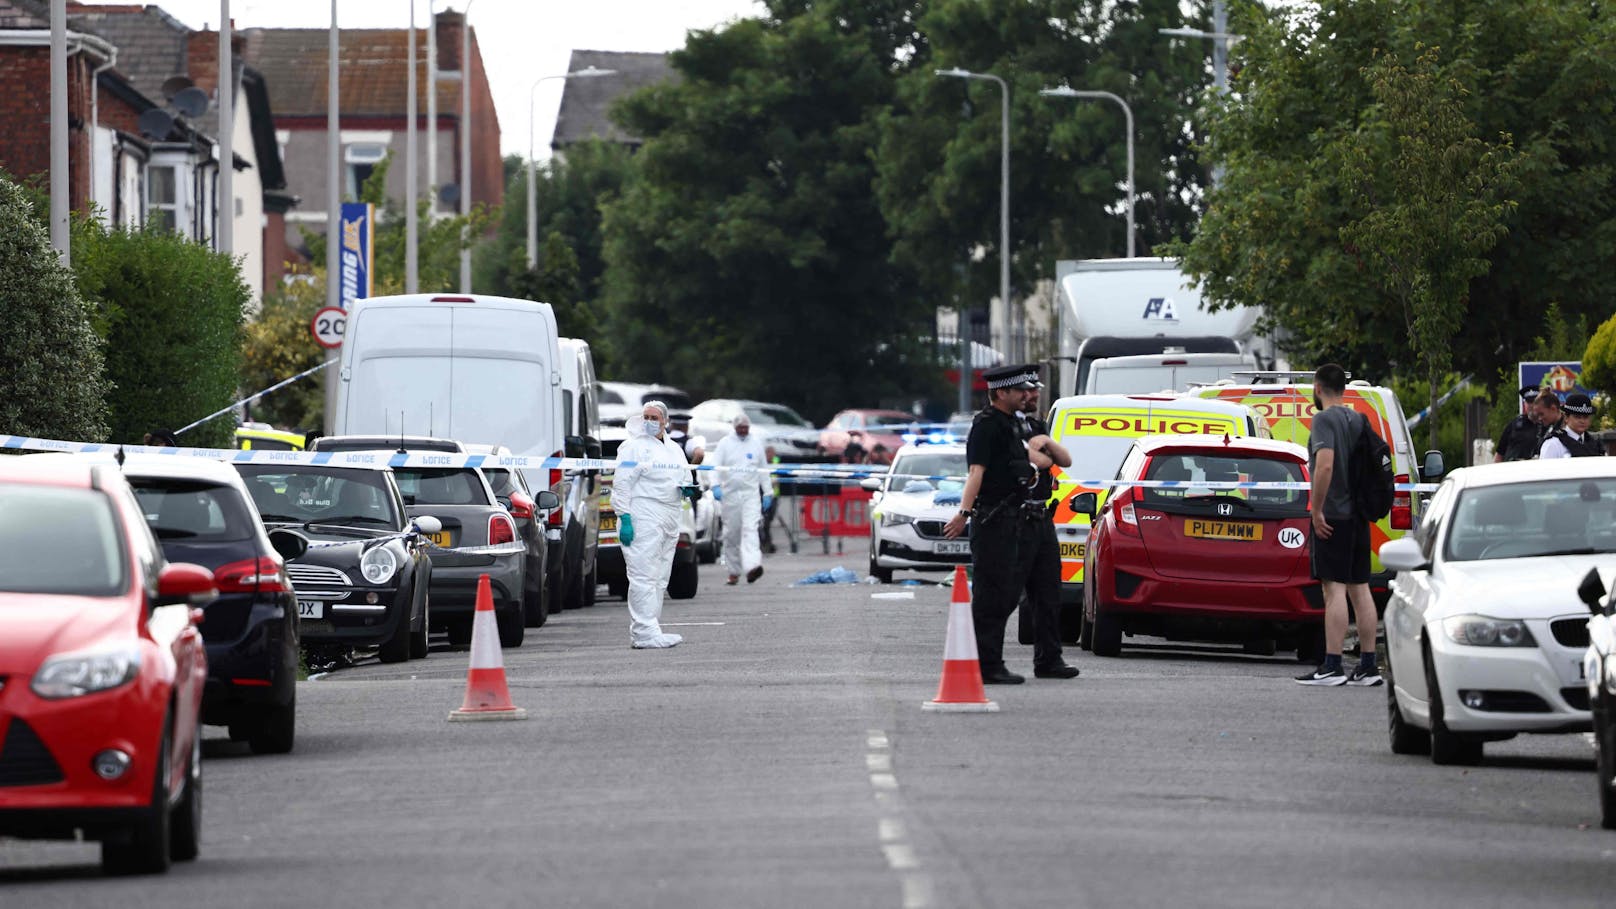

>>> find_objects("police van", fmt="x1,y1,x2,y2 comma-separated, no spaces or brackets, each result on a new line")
1189,373,1436,606
1040,394,1266,642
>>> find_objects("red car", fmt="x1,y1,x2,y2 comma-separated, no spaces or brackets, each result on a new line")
0,459,213,875
1078,435,1324,658
819,409,917,460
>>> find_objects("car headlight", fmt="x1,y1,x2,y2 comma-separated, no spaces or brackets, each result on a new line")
360,545,400,584
31,648,141,699
881,512,916,528
1441,615,1536,647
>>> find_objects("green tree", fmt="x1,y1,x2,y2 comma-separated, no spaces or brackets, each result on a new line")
240,272,329,432
0,176,110,442
72,221,247,448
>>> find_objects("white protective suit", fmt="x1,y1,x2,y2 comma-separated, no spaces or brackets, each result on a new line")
711,430,770,579
613,426,690,648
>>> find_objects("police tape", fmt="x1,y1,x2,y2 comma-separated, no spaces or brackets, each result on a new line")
1,433,1439,492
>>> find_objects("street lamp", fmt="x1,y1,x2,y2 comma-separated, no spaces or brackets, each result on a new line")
934,66,1015,376
526,66,616,270
1160,1,1241,94
1040,86,1135,258
405,0,418,293
458,0,475,293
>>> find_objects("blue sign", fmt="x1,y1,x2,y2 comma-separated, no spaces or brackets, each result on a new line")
1518,361,1588,402
338,202,375,311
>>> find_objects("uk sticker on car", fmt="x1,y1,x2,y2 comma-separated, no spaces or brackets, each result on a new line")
297,600,324,619
1277,527,1307,549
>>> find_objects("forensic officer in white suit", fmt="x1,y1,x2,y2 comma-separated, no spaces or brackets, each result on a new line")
612,401,698,648
710,413,772,585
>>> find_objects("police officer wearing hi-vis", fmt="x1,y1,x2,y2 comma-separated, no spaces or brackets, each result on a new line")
943,364,1065,685
1539,393,1603,458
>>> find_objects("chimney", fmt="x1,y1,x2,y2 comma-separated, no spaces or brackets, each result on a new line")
186,29,220,96
436,9,464,73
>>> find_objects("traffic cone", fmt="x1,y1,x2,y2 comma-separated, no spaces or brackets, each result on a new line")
447,573,528,722
922,565,999,713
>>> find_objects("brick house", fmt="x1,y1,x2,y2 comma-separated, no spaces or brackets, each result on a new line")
243,8,502,267
550,49,674,157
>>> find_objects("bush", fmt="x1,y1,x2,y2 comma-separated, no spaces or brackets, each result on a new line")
0,177,110,441
241,272,329,432
72,222,248,448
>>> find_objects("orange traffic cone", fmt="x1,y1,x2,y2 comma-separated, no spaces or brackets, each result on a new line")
922,565,999,713
447,573,528,722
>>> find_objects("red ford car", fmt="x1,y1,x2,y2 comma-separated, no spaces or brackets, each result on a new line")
0,459,213,875
1078,435,1324,658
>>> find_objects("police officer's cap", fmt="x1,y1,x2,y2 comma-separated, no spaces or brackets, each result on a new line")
1518,385,1541,402
1564,393,1595,416
984,363,1043,391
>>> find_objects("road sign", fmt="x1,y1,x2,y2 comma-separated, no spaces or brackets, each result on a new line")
311,306,347,349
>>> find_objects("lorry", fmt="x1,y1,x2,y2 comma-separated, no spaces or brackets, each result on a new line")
1052,257,1267,397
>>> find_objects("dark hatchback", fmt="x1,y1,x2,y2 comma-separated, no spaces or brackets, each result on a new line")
122,455,300,754
236,462,434,665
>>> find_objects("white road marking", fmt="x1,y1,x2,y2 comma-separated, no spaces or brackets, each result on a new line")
866,753,892,772
869,773,898,790
878,818,906,842
883,843,919,870
867,733,890,749
867,728,932,908
902,874,934,909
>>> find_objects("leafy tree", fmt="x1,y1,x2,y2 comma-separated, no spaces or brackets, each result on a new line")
240,272,330,432
0,176,110,442
1583,313,1616,400
72,221,247,448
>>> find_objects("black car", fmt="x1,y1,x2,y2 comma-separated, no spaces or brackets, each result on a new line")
122,456,301,754
236,462,434,665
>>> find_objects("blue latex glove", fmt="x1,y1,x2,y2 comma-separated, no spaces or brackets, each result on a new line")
619,513,635,547
712,486,723,501
762,494,774,511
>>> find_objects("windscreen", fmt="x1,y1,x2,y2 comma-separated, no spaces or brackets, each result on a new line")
747,404,812,427
481,468,522,498
236,465,399,528
0,484,128,596
657,391,694,410
1444,479,1616,562
131,479,258,542
888,451,967,493
393,468,491,506
868,413,919,428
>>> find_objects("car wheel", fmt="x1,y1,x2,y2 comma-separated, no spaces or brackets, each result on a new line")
170,720,202,862
582,562,598,607
248,694,296,755
497,605,525,648
1425,647,1483,766
1596,703,1616,830
1090,602,1122,657
523,581,548,628
1296,627,1326,664
547,559,567,613
1384,658,1430,756
447,618,473,647
1016,593,1034,646
868,555,892,585
608,578,628,600
410,592,432,657
668,560,699,600
378,603,413,664
102,715,173,875
1060,601,1084,645
697,537,718,565
1078,590,1095,652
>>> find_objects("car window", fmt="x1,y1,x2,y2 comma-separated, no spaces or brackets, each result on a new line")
563,389,576,436
1416,479,1457,559
600,388,623,405
1444,479,1616,562
236,465,399,526
1141,453,1307,514
393,468,491,506
887,451,966,493
747,404,812,428
243,437,298,451
0,483,128,596
867,414,916,428
131,479,257,542
481,467,524,498
1067,436,1138,485
658,391,694,411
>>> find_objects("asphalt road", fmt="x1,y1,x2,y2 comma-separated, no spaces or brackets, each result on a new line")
4,549,1614,907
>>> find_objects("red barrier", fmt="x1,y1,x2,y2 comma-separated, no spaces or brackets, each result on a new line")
800,486,873,537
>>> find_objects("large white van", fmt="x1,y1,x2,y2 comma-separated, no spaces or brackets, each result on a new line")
553,338,602,610
332,292,566,510
1084,350,1258,395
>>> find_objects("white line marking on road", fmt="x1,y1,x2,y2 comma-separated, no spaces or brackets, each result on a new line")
902,874,934,909
867,753,892,772
878,818,906,842
869,773,898,790
867,733,889,749
868,728,932,908
883,843,919,870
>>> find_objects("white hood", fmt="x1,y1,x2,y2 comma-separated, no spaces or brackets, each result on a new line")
1432,557,1610,621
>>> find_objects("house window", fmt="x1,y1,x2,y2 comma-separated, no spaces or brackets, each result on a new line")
345,143,387,200
147,166,177,232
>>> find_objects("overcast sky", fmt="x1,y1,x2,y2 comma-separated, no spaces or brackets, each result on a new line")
118,1,765,159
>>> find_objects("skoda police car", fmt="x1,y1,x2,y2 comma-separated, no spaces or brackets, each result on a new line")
864,442,970,583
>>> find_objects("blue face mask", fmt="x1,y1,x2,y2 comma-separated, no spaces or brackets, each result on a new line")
642,419,662,438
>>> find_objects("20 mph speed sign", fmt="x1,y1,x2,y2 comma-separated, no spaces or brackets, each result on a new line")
311,306,347,349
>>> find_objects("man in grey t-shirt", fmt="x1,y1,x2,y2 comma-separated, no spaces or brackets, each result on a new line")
1296,364,1381,687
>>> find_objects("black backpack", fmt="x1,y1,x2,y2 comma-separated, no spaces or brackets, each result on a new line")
1350,413,1395,521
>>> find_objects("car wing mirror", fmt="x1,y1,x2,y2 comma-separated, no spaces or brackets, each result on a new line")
267,529,309,562
859,477,882,492
1378,537,1431,573
534,490,561,511
585,437,602,460
155,562,218,608
1577,567,1607,615
413,515,443,536
1421,450,1445,482
1072,492,1096,517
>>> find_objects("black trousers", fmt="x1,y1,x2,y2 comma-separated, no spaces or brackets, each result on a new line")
969,506,1040,672
1023,517,1064,668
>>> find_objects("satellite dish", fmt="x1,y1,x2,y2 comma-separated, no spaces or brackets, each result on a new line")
161,75,194,101
172,86,210,118
138,108,175,140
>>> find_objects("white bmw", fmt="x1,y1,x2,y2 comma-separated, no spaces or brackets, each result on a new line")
1380,458,1616,765
863,443,970,583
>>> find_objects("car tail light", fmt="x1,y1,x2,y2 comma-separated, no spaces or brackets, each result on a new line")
508,491,535,521
1391,474,1412,530
1112,488,1139,535
547,454,564,527
214,556,291,594
431,295,475,303
489,514,516,546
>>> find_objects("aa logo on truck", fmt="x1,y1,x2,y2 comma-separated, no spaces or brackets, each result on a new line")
1142,297,1179,321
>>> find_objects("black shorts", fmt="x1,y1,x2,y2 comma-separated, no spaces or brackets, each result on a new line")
1310,515,1370,584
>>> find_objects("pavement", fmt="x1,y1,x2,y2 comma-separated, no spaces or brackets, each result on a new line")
3,548,1614,907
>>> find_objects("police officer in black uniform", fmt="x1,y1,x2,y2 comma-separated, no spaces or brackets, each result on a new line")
1493,386,1542,462
1540,393,1604,458
1018,385,1080,679
942,364,1045,684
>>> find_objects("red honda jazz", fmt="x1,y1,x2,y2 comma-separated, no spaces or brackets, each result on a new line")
1080,435,1324,658
0,458,212,875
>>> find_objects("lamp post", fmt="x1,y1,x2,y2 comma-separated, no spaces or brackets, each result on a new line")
527,66,615,269
218,0,232,256
405,0,418,292
427,0,437,216
458,0,475,292
935,66,1015,371
1161,1,1240,188
1040,86,1135,258
49,0,66,263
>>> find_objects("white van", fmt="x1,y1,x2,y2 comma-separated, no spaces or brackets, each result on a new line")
332,292,567,515
1084,350,1259,395
554,338,602,610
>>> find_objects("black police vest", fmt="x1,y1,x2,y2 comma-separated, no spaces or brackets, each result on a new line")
1500,415,1539,461
972,406,1035,504
1550,428,1604,458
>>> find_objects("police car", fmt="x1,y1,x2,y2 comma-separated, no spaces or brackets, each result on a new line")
863,442,969,583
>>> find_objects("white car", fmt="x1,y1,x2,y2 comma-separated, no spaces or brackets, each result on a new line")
863,443,970,583
1575,567,1616,829
1380,458,1616,765
689,399,822,462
